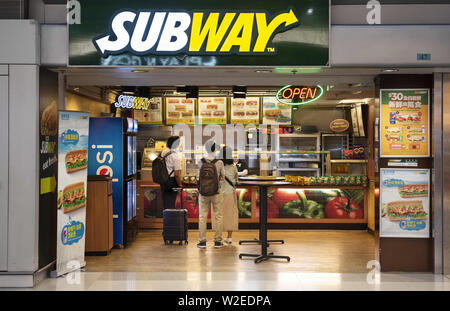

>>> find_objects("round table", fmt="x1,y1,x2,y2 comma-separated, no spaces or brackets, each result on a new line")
237,180,291,263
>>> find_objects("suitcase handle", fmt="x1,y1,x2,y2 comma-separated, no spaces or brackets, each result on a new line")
173,187,183,209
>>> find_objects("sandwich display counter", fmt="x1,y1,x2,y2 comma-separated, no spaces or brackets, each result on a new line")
137,149,369,229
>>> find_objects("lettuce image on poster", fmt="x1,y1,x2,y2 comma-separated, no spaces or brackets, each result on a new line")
61,218,84,245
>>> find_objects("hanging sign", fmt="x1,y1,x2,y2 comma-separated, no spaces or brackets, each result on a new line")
56,111,90,276
69,0,329,66
114,94,153,110
276,85,324,106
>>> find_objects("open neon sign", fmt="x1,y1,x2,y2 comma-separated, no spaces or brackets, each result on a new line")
276,85,324,106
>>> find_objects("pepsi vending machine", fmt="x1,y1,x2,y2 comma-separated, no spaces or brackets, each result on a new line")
88,117,138,247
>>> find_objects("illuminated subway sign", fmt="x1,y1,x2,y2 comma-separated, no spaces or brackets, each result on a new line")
276,85,324,106
114,94,152,110
93,9,299,57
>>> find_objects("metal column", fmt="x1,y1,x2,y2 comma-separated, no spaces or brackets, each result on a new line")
442,74,450,275
0,72,8,271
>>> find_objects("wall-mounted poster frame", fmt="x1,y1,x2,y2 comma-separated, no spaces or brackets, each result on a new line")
197,96,228,125
380,168,430,238
229,97,261,124
261,96,292,125
133,97,163,125
164,96,196,125
380,89,430,158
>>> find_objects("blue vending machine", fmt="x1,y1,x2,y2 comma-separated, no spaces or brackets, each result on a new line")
88,117,138,247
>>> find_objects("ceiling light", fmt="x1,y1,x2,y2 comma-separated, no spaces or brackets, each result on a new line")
255,70,272,73
131,69,149,73
307,8,314,15
382,68,399,73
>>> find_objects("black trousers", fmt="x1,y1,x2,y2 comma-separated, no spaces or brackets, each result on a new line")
160,177,178,210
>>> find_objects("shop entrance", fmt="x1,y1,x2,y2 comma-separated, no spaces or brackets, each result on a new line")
61,67,379,273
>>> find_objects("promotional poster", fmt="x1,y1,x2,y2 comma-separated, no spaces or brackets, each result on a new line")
56,111,90,276
380,169,430,238
165,97,196,125
133,97,163,124
262,97,292,125
380,89,430,157
197,97,228,124
230,97,260,124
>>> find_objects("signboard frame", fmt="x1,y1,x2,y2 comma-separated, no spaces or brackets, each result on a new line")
380,168,430,238
379,89,430,158
67,0,331,67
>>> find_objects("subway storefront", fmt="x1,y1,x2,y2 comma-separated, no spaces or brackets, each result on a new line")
2,0,448,287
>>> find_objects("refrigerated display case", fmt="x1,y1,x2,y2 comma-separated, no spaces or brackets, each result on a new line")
321,133,349,175
88,117,138,247
274,133,321,177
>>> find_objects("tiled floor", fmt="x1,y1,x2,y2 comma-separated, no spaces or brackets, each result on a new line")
3,230,449,291
8,271,450,291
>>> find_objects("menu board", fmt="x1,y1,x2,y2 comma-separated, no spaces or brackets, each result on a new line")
380,169,430,238
165,97,196,125
262,97,292,125
230,97,260,124
197,97,227,124
133,97,163,124
380,89,430,157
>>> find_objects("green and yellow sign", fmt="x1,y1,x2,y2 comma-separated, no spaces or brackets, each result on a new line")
69,0,329,66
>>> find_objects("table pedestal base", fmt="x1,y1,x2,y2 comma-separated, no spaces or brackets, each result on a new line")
239,252,291,263
239,239,284,245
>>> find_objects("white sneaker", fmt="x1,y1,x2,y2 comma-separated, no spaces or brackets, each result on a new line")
224,238,232,244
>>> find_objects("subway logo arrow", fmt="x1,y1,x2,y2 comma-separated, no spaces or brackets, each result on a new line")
93,9,299,57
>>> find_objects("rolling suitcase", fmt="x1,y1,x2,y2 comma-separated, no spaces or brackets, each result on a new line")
163,209,188,245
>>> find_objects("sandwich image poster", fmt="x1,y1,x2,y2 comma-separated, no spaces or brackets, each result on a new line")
230,97,260,124
165,97,196,125
262,97,292,125
380,168,430,238
133,97,163,125
56,111,90,276
380,89,429,157
197,97,227,124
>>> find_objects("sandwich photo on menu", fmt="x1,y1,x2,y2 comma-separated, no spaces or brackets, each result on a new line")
206,104,218,110
382,200,428,221
200,111,212,116
65,149,88,173
385,134,402,142
246,100,258,106
232,100,244,107
386,127,402,134
213,111,225,116
60,182,86,213
398,184,428,198
213,97,225,104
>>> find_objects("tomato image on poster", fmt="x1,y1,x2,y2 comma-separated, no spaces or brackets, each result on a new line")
255,188,364,219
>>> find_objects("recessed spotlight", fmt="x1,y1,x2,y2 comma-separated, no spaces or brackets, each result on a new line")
382,68,399,73
307,8,314,15
255,70,272,73
131,69,149,73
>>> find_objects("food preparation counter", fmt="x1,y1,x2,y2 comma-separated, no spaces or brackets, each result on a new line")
137,180,369,229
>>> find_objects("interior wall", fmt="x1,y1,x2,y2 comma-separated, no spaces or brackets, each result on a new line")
65,91,110,117
293,108,346,132
8,65,40,272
